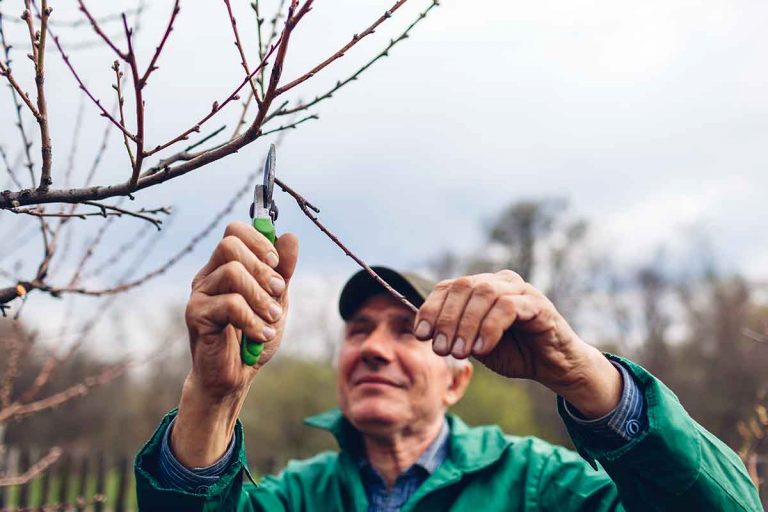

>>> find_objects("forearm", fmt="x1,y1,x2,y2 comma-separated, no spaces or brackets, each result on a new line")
171,373,249,468
561,355,761,511
550,342,623,419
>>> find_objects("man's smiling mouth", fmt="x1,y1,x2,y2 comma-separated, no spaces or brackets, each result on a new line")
354,375,405,388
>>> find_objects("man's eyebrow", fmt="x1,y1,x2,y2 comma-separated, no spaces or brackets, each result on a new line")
391,313,416,325
347,314,373,325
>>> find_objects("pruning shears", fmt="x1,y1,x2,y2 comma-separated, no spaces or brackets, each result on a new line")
241,144,279,366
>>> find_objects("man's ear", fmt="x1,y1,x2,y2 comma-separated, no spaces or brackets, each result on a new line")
444,362,473,407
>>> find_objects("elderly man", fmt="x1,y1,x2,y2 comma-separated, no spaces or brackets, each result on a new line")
135,224,760,511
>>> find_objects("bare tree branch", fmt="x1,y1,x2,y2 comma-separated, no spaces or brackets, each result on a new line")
76,0,126,59
1,11,38,184
139,0,180,87
275,177,418,313
120,13,145,186
80,223,153,282
113,60,135,168
0,363,126,423
1,0,430,316
142,37,282,159
0,60,41,119
0,143,22,188
224,0,260,105
1,7,139,28
261,112,318,136
0,447,61,486
0,0,419,211
30,0,54,191
49,31,136,143
276,0,412,95
271,0,439,119
9,202,169,228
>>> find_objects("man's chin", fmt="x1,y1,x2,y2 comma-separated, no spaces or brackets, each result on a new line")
345,397,407,434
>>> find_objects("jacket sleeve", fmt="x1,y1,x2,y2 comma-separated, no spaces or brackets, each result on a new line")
134,409,289,512
549,355,761,511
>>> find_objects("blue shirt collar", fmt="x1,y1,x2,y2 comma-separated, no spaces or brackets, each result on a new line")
355,418,450,475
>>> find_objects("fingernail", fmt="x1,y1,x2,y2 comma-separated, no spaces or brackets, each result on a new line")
452,338,465,357
262,325,276,340
266,252,279,268
433,333,448,354
473,337,484,354
269,276,286,295
415,320,431,339
269,303,283,321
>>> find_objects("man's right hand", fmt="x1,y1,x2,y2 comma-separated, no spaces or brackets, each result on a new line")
172,222,299,468
186,221,299,396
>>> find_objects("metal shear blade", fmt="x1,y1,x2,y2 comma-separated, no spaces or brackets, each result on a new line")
250,144,278,221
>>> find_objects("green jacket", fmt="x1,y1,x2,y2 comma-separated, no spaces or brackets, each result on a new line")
135,356,761,511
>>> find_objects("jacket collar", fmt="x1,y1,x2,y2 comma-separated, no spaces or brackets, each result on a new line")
304,408,513,474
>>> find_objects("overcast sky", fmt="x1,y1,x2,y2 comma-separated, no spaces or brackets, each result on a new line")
2,0,767,355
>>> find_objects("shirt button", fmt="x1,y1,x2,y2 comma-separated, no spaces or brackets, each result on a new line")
625,419,641,437
195,485,209,494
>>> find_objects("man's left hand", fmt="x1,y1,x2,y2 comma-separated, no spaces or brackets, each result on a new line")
413,270,623,418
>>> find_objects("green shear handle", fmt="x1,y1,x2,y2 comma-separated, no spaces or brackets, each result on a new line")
241,144,278,366
241,217,276,365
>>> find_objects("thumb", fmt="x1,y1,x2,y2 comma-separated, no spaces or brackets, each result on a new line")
274,233,299,284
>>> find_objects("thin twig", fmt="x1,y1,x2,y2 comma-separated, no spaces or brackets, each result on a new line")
143,37,282,158
261,113,318,136
81,200,170,229
32,0,54,191
0,60,41,118
9,202,170,229
44,158,264,300
49,31,136,143
76,0,126,58
275,178,417,312
113,60,135,168
121,13,144,186
1,8,138,28
231,90,255,140
0,447,61,486
185,125,227,153
139,0,180,87
0,144,22,188
80,223,153,282
67,214,119,286
83,100,116,188
259,0,287,95
271,0,439,120
276,0,412,95
224,0,260,105
0,363,126,423
1,13,38,184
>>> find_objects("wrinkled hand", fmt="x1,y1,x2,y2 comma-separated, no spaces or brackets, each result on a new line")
185,221,299,400
414,270,620,413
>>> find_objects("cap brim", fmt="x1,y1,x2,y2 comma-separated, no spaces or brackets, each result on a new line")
338,266,434,320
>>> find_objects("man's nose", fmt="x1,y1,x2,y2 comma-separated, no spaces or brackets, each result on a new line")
359,326,394,367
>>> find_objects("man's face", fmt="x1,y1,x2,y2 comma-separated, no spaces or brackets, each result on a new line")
336,294,461,436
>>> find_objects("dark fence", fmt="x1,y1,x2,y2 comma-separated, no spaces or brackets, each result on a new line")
0,448,135,512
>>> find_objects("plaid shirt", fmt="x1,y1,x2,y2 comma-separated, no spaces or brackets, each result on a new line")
158,360,645,510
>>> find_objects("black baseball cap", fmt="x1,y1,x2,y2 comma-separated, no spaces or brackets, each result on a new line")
338,266,436,320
